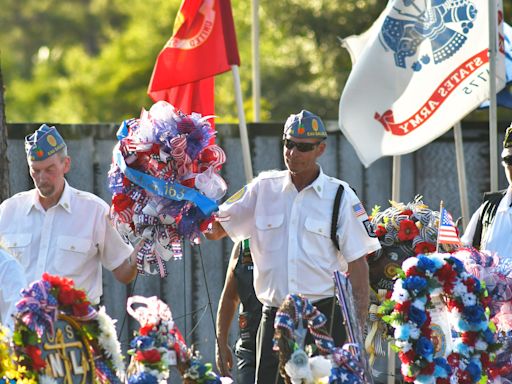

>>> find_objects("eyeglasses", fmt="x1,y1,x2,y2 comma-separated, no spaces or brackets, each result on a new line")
283,139,322,152
502,155,512,166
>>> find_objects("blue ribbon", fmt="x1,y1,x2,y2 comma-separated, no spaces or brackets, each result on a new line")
113,145,218,216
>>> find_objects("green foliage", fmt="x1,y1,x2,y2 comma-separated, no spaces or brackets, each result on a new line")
13,0,510,125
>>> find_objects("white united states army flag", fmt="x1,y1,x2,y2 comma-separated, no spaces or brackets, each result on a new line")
339,0,506,168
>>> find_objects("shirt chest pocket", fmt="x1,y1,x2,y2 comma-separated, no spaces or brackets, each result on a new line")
304,218,331,239
255,214,285,252
54,236,93,275
2,233,31,268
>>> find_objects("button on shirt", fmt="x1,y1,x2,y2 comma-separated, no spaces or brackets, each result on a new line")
462,188,512,258
0,181,132,304
219,169,381,307
0,249,27,329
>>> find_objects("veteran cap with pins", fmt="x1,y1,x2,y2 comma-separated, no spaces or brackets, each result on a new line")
25,124,67,161
504,124,512,149
283,110,327,140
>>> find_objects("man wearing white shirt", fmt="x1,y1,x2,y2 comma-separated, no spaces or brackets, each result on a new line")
0,246,26,329
462,125,512,258
0,124,137,305
206,110,381,383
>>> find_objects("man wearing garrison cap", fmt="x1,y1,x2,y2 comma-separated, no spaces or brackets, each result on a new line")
206,110,380,383
462,125,512,257
0,124,137,304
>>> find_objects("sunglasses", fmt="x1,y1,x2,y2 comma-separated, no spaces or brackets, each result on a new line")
283,139,322,152
503,155,512,166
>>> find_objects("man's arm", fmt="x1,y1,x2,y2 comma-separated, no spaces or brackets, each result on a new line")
215,242,241,377
347,256,370,330
112,246,138,284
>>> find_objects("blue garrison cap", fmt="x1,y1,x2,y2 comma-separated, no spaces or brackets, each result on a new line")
505,125,512,149
25,124,66,161
283,110,327,139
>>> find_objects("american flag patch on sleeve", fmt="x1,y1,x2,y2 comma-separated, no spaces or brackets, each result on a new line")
352,202,366,218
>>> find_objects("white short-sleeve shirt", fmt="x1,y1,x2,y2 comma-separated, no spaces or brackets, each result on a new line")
0,249,27,329
0,181,132,304
218,168,381,307
462,187,512,258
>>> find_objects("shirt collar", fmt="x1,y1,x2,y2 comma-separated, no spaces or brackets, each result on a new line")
25,180,72,215
498,187,512,212
282,165,326,198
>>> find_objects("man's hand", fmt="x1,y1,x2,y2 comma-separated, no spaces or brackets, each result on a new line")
215,342,234,377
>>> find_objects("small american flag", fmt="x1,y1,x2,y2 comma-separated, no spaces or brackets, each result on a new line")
438,207,461,245
352,202,366,217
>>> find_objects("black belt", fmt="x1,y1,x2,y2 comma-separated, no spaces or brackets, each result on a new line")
262,296,337,315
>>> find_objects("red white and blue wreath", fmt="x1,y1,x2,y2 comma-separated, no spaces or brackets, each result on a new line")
108,101,227,277
380,253,500,384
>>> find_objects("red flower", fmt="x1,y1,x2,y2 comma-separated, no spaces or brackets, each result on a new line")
403,375,415,383
375,225,387,237
414,242,436,255
72,301,91,317
447,352,460,367
445,298,463,312
25,345,46,371
399,350,416,364
480,352,490,370
42,273,74,291
135,349,161,364
400,209,413,217
461,331,478,346
139,324,155,336
435,264,457,284
437,379,450,384
405,266,425,277
395,301,411,314
463,277,476,292
420,362,435,375
397,220,419,241
112,193,133,213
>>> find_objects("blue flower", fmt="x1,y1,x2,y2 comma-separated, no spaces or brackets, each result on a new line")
449,256,464,273
130,335,154,350
463,305,485,323
467,361,482,381
415,336,434,357
483,328,496,344
403,276,428,294
128,372,158,384
433,357,451,377
409,305,427,326
417,255,437,273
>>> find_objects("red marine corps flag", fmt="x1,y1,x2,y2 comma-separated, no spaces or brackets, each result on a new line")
148,0,240,119
339,0,506,167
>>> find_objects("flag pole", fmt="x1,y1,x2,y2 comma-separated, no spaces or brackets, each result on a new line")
231,65,254,182
436,201,444,253
387,155,400,384
489,0,499,192
453,122,469,230
251,0,261,122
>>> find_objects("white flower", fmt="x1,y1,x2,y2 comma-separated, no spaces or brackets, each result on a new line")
462,293,477,306
96,306,125,373
412,299,425,310
401,257,418,274
391,280,409,303
400,363,412,377
409,324,420,340
284,349,313,383
475,340,488,351
309,355,332,380
453,281,467,297
395,340,412,352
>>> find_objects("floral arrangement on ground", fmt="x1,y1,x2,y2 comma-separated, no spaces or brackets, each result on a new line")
273,294,366,384
379,253,500,384
8,273,124,383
